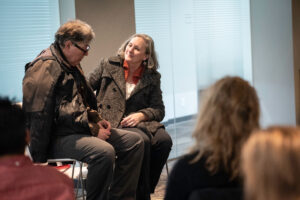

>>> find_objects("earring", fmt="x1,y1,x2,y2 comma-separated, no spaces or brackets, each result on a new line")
143,60,147,66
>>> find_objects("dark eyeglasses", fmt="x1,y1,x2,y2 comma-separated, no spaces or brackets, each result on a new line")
72,42,90,53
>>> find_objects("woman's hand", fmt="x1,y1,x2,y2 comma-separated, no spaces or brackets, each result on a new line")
120,113,147,127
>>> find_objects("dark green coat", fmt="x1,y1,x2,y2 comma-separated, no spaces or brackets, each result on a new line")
88,56,165,136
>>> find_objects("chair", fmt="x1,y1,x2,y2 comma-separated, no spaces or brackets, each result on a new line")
20,99,88,199
25,146,87,199
47,158,87,200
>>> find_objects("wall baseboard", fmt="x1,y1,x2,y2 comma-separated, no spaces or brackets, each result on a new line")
162,114,197,127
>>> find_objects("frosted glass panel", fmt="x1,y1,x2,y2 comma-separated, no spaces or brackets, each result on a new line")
194,0,252,88
0,0,60,101
135,0,252,158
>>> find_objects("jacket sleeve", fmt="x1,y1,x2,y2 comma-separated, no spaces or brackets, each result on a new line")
138,73,165,122
88,59,105,91
23,59,61,163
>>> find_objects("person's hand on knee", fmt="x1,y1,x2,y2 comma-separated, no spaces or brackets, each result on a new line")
120,113,147,127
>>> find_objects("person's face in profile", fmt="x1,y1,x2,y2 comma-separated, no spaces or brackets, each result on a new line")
65,40,90,66
125,37,148,66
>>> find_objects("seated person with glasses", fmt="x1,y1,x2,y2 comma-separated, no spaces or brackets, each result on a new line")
23,19,144,200
72,41,90,54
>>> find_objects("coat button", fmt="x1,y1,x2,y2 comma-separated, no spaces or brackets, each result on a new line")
99,104,103,109
112,88,117,92
107,105,111,109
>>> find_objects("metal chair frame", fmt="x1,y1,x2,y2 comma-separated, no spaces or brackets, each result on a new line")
47,158,86,200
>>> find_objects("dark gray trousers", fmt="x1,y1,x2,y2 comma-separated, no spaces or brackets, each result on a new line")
123,128,173,200
50,128,144,200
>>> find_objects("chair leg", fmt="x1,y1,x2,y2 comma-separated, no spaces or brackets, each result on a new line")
47,159,86,199
79,162,85,200
75,161,80,199
166,162,169,177
74,161,86,200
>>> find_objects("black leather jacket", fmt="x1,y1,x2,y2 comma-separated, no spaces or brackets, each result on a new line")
23,43,98,162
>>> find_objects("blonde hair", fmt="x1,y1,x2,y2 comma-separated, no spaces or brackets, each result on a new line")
190,76,260,179
242,126,300,200
55,19,95,46
117,33,159,70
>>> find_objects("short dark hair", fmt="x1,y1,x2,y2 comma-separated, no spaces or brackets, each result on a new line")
0,97,26,156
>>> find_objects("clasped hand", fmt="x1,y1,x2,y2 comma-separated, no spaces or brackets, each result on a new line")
97,119,111,140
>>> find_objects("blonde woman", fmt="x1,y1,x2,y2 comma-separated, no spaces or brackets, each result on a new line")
89,34,172,200
165,76,260,200
242,126,300,200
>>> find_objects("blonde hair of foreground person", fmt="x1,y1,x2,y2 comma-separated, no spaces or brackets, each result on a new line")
242,126,300,200
190,76,260,179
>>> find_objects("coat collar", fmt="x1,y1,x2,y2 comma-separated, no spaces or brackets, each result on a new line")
130,68,156,98
51,43,85,76
106,56,158,99
103,56,126,97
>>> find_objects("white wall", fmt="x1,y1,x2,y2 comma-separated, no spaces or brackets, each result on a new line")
75,0,136,75
250,0,296,126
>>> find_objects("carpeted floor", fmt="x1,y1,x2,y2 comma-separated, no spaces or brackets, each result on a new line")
150,160,176,200
75,160,176,200
150,170,167,200
150,118,194,199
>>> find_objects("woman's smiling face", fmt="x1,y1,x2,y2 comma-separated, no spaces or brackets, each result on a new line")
124,37,148,65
